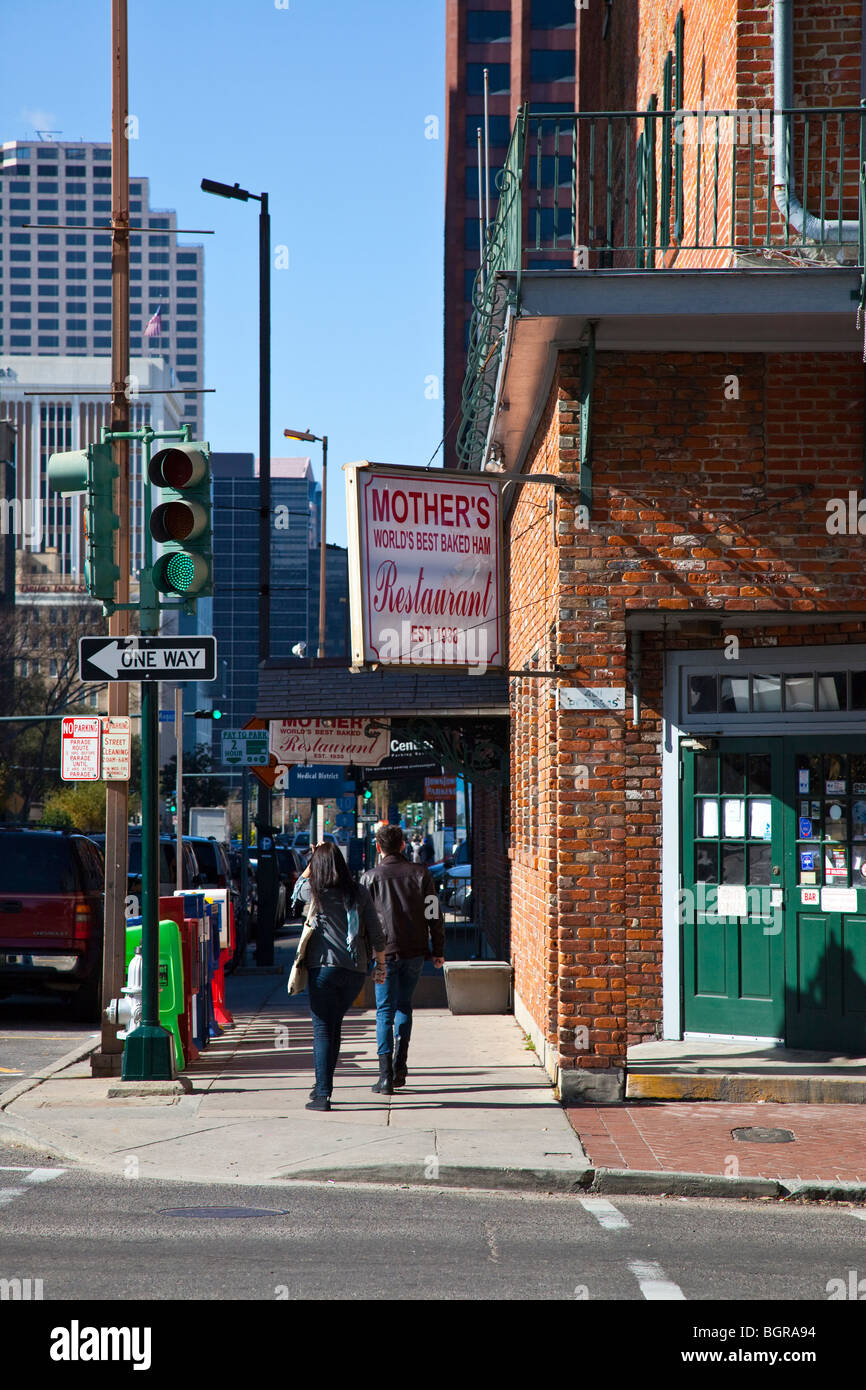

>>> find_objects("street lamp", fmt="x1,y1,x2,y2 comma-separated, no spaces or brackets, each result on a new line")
284,427,328,659
201,177,271,666
202,175,277,968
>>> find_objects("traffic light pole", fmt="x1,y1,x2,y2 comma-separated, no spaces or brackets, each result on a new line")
100,424,192,1083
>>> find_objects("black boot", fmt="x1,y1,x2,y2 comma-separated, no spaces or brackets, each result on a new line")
393,1039,409,1088
371,1055,393,1094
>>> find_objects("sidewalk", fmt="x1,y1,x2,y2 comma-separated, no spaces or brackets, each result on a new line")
0,936,588,1192
565,1101,866,1198
1,937,864,1199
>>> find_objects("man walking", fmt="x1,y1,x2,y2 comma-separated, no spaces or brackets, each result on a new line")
362,823,445,1094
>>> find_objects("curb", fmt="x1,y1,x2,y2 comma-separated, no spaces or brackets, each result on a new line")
0,1034,100,1111
274,1164,595,1193
589,1167,784,1199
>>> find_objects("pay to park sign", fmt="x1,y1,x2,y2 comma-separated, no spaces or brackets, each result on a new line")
345,462,503,670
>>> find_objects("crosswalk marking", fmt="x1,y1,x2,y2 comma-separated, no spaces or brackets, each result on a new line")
0,1166,66,1208
579,1196,631,1229
629,1260,687,1301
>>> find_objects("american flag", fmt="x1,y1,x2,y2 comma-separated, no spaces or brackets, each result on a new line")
144,305,162,338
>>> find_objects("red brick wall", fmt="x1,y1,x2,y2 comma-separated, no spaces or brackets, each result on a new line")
507,348,866,1084
579,2,863,269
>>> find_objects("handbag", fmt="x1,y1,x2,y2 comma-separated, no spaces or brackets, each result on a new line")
287,909,317,995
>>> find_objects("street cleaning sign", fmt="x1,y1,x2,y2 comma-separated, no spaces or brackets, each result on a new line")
345,462,503,670
101,715,131,781
221,729,269,767
79,636,217,682
61,717,101,781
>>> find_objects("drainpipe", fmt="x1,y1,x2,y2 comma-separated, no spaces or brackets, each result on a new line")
773,0,862,245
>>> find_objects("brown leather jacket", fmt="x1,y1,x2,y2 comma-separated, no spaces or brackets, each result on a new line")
361,855,444,959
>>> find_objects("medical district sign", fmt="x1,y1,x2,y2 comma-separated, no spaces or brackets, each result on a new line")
345,462,504,670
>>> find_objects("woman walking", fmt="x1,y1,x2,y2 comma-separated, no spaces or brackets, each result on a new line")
296,842,387,1111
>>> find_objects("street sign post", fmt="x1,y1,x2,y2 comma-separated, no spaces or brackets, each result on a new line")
79,635,217,682
101,715,132,782
61,717,101,782
335,812,355,829
221,729,269,767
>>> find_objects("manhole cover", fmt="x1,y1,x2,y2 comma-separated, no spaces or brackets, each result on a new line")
731,1127,795,1144
158,1207,289,1219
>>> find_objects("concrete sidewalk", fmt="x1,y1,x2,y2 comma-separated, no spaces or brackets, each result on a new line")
0,937,589,1192
2,937,864,1200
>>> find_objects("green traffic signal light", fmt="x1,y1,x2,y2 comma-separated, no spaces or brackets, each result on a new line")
192,709,222,720
48,442,119,604
149,443,213,598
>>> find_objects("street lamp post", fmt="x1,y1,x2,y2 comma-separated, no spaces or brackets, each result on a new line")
200,179,271,665
284,428,328,658
202,177,277,966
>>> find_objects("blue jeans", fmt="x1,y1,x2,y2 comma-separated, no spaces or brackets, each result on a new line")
375,956,425,1057
307,966,363,1099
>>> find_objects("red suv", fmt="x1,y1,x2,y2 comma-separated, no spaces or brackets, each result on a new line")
0,828,105,1021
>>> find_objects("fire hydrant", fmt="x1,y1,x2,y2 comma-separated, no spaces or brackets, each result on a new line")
105,945,143,1038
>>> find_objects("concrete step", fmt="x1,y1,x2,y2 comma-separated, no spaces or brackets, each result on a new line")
627,1071,866,1103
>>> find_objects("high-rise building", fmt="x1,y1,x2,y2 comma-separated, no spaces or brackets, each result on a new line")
444,0,578,466
209,454,349,760
0,139,204,437
0,354,184,583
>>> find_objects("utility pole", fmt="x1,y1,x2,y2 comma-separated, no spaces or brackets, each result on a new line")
175,685,183,889
92,0,130,1077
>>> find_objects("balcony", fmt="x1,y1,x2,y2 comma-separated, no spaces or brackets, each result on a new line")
457,105,866,471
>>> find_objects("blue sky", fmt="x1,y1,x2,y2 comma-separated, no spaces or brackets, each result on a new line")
0,0,446,547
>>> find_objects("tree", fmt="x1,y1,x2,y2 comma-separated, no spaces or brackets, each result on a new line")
0,594,105,822
42,782,106,831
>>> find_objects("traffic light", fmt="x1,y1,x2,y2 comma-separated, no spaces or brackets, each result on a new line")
47,443,119,603
148,442,213,598
363,786,373,803
192,708,223,720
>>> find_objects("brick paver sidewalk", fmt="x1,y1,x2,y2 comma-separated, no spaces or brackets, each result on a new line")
565,1102,866,1181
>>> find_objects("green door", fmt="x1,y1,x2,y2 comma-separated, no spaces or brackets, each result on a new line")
681,740,785,1037
783,739,866,1051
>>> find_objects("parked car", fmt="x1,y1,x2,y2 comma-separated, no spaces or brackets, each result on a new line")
89,831,201,899
430,836,470,892
0,827,105,1021
236,847,286,934
288,831,311,858
276,846,306,920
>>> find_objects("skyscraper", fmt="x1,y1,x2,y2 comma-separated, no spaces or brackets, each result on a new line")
0,139,204,438
209,454,349,760
444,0,579,466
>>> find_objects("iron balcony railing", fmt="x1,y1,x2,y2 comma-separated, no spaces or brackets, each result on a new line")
457,104,866,471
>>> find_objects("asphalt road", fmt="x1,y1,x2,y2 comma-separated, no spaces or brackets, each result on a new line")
0,1140,864,1306
0,998,95,1101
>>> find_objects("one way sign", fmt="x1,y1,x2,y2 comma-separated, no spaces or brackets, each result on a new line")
79,636,217,683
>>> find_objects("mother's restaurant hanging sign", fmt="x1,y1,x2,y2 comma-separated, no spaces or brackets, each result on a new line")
345,462,503,671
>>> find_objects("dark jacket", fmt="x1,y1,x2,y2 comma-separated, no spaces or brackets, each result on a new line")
297,880,385,974
361,855,444,959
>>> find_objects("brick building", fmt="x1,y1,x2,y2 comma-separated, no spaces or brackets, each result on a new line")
457,1,866,1098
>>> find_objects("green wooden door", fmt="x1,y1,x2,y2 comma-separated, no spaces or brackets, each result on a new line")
681,740,785,1037
783,739,866,1052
